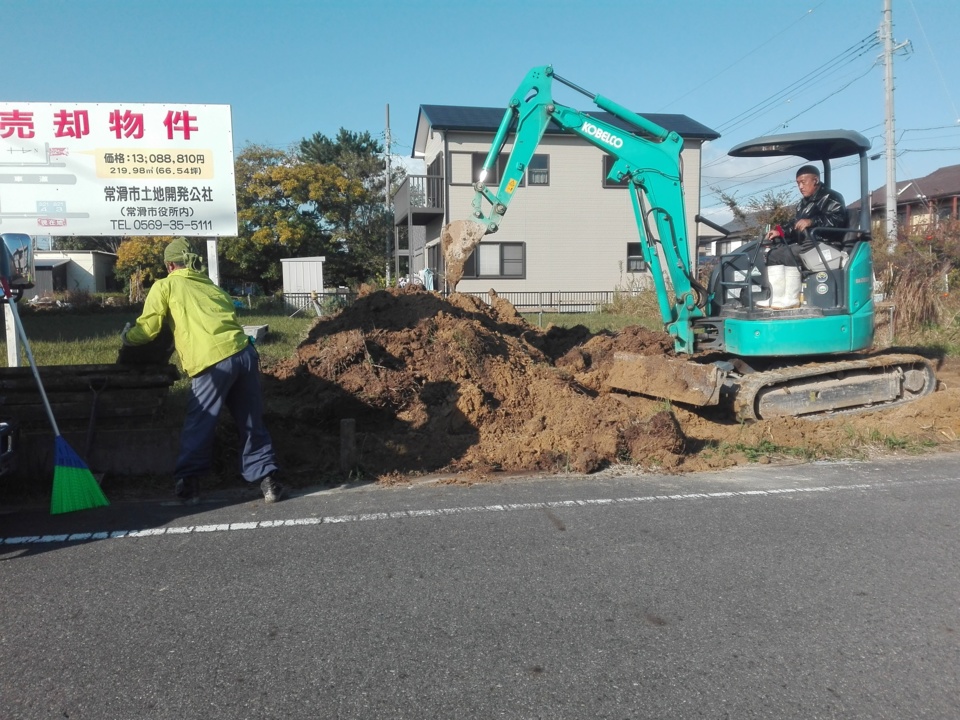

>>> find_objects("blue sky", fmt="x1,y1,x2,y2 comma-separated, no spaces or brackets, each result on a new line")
6,0,959,223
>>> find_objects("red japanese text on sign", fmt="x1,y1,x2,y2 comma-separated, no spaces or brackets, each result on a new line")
53,110,90,139
164,111,199,140
109,110,145,139
0,110,35,139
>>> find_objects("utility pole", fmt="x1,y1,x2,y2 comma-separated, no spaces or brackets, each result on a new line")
882,0,910,252
385,104,392,285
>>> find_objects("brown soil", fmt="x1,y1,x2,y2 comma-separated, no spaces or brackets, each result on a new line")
263,286,960,485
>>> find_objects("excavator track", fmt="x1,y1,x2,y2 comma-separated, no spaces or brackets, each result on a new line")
732,353,938,421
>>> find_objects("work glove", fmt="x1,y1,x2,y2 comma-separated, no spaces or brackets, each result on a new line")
762,225,785,246
120,322,133,346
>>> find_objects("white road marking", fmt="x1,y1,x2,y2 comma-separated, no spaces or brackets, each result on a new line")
0,478,947,547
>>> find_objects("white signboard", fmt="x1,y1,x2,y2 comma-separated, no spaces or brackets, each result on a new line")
0,103,238,237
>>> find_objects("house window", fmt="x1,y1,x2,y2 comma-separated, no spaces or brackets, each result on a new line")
462,242,525,279
626,242,646,272
528,154,549,185
602,155,630,188
471,153,527,188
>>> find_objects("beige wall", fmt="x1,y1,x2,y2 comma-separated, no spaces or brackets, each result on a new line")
429,130,704,294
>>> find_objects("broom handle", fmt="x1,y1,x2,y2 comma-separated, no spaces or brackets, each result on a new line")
6,299,61,437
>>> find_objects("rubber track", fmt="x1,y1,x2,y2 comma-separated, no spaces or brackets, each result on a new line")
732,353,938,421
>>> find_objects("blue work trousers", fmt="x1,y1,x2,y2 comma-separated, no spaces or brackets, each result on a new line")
174,342,279,483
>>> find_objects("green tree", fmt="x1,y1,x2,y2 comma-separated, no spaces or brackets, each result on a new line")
53,236,123,253
114,235,179,302
226,132,404,292
223,144,348,292
298,129,405,285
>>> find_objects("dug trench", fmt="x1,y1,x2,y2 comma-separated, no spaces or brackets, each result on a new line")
259,285,960,486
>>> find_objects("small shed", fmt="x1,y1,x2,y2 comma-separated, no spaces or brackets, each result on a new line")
33,258,70,296
281,256,325,311
33,250,117,296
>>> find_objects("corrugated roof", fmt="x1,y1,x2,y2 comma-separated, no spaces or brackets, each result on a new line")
415,104,719,154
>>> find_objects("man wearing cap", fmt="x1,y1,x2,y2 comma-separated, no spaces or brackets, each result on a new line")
758,164,849,310
122,237,285,504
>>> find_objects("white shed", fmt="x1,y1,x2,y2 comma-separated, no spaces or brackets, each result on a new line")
281,256,325,310
33,250,117,295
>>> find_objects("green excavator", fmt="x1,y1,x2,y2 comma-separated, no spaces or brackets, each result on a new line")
441,65,937,420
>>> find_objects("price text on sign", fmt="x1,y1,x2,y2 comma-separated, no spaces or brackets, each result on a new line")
95,149,213,179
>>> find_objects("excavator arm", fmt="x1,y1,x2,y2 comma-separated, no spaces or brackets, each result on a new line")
442,65,705,353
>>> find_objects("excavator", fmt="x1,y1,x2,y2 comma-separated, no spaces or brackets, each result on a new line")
441,65,938,420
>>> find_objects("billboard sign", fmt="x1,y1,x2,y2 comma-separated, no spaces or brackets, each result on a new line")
0,103,238,237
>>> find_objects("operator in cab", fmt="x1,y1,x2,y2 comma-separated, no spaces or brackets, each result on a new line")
758,164,848,310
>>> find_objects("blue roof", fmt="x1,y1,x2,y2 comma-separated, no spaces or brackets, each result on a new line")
417,104,720,142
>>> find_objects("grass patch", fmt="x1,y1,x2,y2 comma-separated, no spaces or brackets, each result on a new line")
0,305,317,370
714,439,819,463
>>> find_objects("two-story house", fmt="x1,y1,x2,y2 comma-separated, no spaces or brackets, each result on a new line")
851,163,960,237
393,105,719,299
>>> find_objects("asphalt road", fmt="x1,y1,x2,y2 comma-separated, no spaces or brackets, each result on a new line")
2,454,959,719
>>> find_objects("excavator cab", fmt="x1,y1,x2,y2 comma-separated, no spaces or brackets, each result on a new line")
697,130,877,357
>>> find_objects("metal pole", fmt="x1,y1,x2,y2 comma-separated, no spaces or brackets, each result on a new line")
5,304,19,367
883,0,898,252
205,238,220,285
385,104,392,286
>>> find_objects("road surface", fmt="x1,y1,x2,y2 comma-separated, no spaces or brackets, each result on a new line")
2,454,959,719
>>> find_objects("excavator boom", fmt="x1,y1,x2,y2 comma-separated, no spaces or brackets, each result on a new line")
442,65,703,353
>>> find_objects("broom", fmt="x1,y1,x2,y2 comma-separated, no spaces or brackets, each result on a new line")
3,286,109,514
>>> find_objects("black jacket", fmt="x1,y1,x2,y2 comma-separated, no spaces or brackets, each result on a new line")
782,185,849,242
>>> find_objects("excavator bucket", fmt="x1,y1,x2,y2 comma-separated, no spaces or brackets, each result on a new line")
441,220,487,290
606,352,727,407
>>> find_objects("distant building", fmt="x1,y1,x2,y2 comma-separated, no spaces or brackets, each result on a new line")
849,164,960,237
33,250,117,297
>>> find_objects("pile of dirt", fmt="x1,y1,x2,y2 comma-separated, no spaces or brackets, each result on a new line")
262,286,960,484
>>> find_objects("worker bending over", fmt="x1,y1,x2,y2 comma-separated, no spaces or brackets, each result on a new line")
122,237,285,504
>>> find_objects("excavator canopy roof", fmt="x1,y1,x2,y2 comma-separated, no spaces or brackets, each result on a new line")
728,130,871,162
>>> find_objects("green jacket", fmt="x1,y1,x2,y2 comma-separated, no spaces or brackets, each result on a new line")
126,268,248,377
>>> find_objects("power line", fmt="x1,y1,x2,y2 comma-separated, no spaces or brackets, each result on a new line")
657,1,831,112
761,63,878,135
714,32,881,136
907,0,960,122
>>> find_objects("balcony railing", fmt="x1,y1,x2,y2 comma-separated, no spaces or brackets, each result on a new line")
394,174,444,225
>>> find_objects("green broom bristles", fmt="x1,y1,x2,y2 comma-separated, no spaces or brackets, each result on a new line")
50,435,109,515
2,290,109,514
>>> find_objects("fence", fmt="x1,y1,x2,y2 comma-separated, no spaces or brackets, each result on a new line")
280,289,628,315
463,290,620,313
283,291,358,315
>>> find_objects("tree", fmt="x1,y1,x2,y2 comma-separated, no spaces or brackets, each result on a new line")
226,132,405,292
223,145,350,292
53,236,123,253
716,188,795,237
298,129,406,285
114,235,178,302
